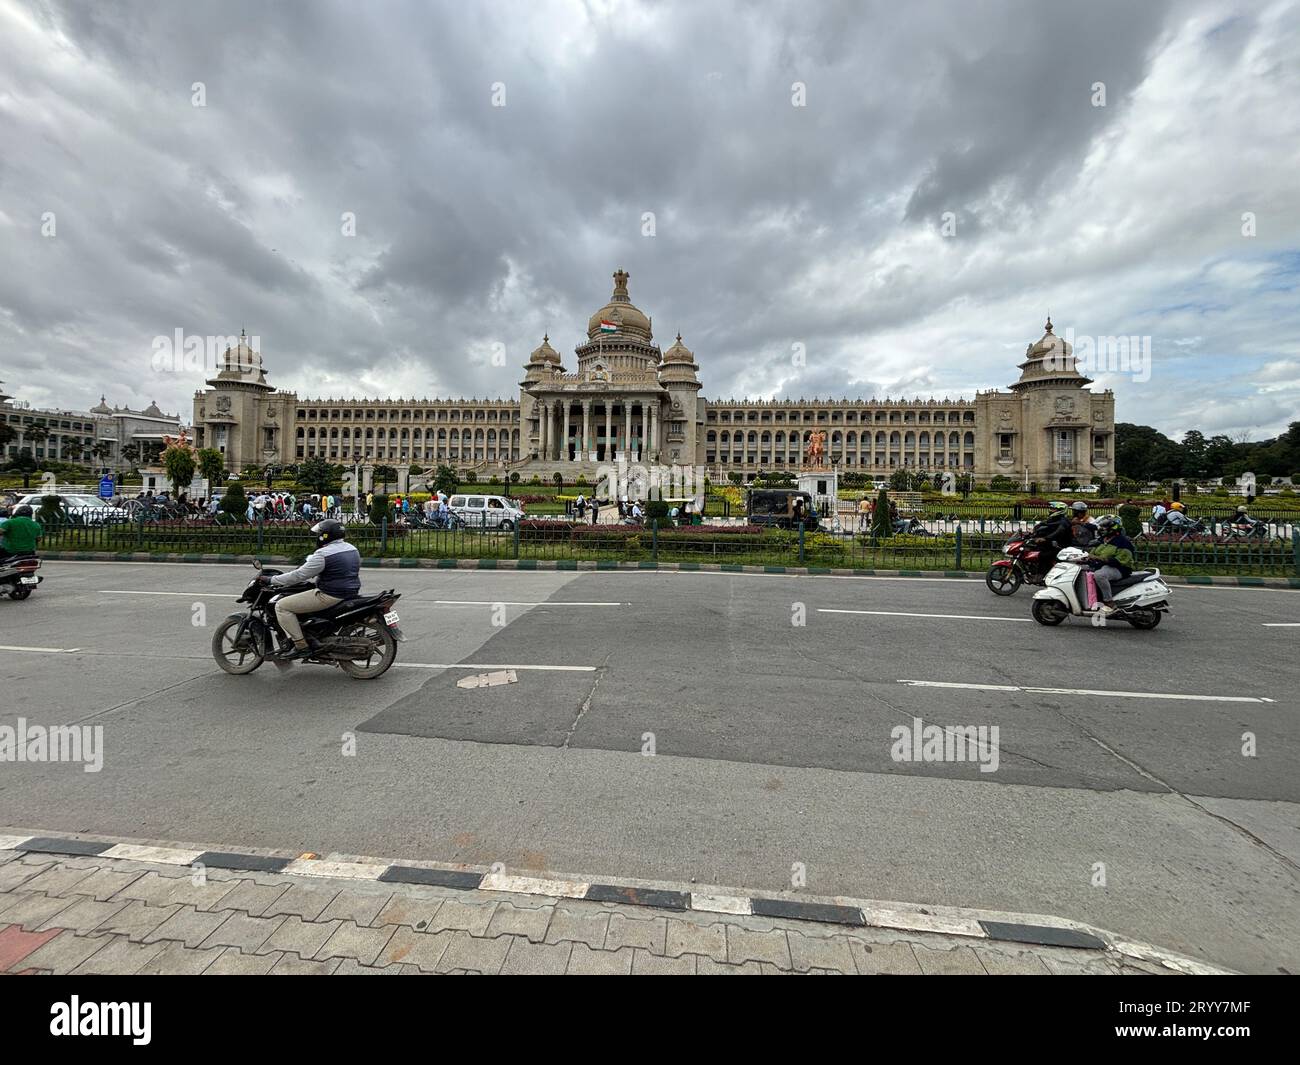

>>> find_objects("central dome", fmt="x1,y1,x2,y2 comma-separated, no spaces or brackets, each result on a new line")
586,269,653,342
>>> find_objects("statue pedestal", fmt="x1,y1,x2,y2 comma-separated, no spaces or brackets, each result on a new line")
798,468,838,520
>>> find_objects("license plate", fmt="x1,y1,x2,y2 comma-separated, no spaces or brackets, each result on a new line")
19,576,38,584
384,611,400,625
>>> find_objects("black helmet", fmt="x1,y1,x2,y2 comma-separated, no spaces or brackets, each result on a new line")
311,518,346,546
1096,515,1120,534
14,504,33,518
1071,501,1089,513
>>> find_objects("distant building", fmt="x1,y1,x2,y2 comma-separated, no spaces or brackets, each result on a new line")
191,269,1116,489
0,381,183,472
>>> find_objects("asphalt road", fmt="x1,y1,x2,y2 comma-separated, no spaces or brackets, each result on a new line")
2,560,1298,972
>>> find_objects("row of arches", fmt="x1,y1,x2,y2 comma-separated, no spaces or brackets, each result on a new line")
299,427,521,443
707,430,975,448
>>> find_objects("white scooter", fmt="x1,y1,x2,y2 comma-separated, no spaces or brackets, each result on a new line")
1030,547,1172,630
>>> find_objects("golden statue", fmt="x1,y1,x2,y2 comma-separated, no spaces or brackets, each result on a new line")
804,429,827,467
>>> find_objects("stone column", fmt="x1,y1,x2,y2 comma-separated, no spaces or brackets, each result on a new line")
624,402,632,464
604,404,612,463
639,404,648,461
582,401,592,461
562,402,571,462
538,401,548,460
649,402,659,455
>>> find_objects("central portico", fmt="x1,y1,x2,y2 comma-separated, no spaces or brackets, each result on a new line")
520,269,703,475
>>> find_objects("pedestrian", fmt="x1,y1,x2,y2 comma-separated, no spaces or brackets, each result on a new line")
576,493,586,520
858,495,871,531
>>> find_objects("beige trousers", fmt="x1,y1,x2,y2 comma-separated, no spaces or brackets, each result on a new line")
274,589,343,644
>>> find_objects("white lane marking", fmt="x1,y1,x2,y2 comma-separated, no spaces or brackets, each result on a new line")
691,893,752,915
395,663,596,672
479,873,589,899
821,608,1030,623
102,843,202,865
899,679,1275,703
1262,623,1300,627
0,644,82,654
281,858,389,880
432,600,623,606
98,590,237,597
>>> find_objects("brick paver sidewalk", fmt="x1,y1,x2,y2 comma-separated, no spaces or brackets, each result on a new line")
0,847,1190,974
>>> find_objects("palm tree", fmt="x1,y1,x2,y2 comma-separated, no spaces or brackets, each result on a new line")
0,423,15,461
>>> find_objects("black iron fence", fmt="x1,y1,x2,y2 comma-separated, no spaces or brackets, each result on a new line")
28,508,1300,577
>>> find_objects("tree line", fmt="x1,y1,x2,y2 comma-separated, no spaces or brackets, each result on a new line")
1115,421,1300,484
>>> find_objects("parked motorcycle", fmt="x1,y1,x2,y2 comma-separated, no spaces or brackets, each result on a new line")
985,534,1051,595
211,559,404,679
0,554,42,601
1030,547,1172,629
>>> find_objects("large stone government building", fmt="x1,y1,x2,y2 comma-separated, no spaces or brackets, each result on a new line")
192,269,1115,488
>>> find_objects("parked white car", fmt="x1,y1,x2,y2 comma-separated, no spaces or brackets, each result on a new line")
447,494,524,530
17,493,132,524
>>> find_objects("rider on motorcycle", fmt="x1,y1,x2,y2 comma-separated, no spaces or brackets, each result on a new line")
1069,501,1097,548
263,519,361,659
1028,501,1073,574
1086,516,1135,615
0,504,42,566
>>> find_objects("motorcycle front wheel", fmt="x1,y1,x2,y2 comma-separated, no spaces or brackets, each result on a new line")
985,565,1022,596
1031,599,1069,626
336,620,398,680
212,617,266,674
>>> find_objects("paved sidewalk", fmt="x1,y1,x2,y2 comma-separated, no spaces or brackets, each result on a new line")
0,846,1206,975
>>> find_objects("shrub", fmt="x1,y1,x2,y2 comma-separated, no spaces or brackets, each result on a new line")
871,487,892,538
989,475,1017,493
1117,502,1142,537
368,493,389,524
218,483,248,521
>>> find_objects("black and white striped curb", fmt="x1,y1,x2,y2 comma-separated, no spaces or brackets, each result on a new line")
0,829,1232,975
37,550,1300,588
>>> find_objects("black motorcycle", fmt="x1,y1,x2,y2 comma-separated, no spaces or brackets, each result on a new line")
211,559,404,679
0,553,42,600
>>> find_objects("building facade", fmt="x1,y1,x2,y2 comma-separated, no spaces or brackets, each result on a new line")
191,270,1115,489
0,383,183,471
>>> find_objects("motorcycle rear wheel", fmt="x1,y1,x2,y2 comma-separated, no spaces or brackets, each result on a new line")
985,565,1022,596
212,617,266,674
336,620,398,680
9,586,33,600
1031,599,1069,626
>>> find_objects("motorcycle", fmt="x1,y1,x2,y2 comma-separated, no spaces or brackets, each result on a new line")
1223,517,1270,541
0,554,42,601
985,534,1051,595
1030,547,1172,630
211,559,405,679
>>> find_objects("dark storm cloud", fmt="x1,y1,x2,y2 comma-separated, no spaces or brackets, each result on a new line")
1,0,1297,437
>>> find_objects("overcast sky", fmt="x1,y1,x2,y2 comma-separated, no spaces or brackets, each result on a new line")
1,0,1297,440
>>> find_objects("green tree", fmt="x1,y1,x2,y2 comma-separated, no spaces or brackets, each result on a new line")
368,493,390,524
197,448,225,487
871,488,893,539
217,481,247,523
889,469,910,491
433,464,458,497
1181,430,1208,479
162,444,196,495
297,456,341,495
0,423,15,454
9,447,37,488
120,443,141,469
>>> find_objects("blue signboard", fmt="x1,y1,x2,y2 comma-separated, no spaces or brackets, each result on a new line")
99,476,114,500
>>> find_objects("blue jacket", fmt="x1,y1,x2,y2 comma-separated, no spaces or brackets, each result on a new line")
272,539,361,598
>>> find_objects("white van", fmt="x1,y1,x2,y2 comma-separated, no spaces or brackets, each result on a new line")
448,493,524,530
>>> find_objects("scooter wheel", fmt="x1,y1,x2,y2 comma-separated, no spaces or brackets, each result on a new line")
985,566,1022,596
1031,599,1068,626
9,587,32,601
1126,609,1161,630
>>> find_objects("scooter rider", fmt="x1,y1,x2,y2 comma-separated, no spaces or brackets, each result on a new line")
1086,516,1135,615
0,504,42,565
264,519,361,659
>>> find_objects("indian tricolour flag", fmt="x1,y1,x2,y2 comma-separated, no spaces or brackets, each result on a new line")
599,319,618,333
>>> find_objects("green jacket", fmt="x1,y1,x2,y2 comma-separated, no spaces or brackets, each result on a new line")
1091,536,1134,575
1,515,43,553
